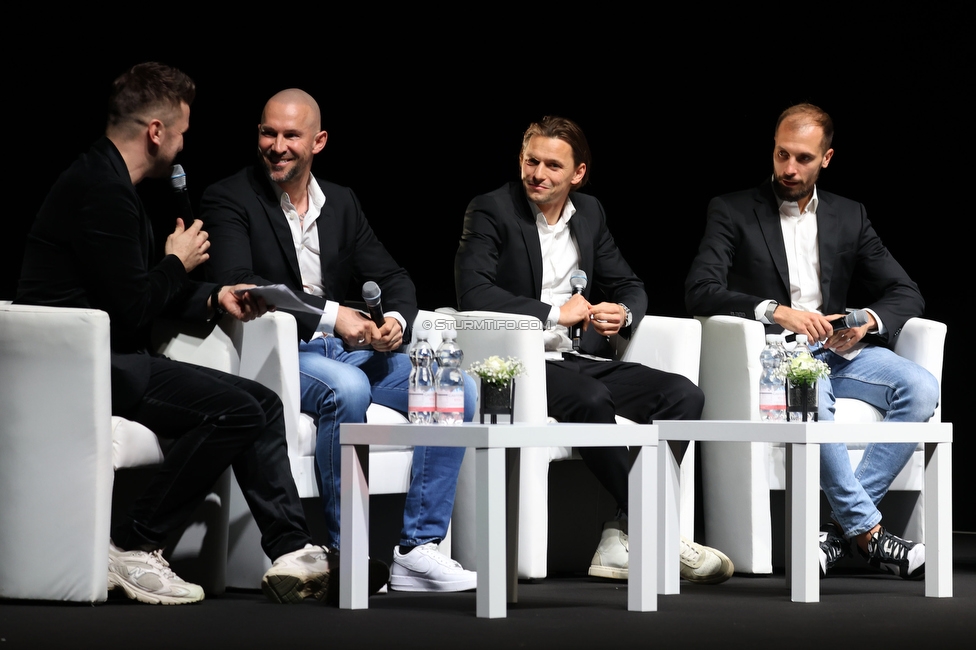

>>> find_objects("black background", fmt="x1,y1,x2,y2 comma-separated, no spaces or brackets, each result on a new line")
4,13,969,529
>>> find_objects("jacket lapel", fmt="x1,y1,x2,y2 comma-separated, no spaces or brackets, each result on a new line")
510,183,545,298
815,192,839,310
755,183,791,299
250,168,304,288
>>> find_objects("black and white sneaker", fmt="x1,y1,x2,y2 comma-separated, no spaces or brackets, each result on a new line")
819,523,850,577
858,526,925,580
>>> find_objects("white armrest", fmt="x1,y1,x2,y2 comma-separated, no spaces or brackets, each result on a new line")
696,315,766,421
440,308,549,424
617,315,701,383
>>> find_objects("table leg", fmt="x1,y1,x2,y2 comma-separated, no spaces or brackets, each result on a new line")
630,444,658,612
506,448,520,604
788,442,820,603
476,446,506,618
339,443,370,610
657,440,680,595
925,441,953,597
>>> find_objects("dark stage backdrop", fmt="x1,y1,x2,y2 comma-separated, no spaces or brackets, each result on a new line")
4,21,968,529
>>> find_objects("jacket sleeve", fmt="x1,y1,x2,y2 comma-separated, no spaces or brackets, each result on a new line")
684,194,775,320
454,191,553,323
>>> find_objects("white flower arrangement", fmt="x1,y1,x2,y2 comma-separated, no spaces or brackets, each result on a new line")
468,355,526,388
778,353,831,386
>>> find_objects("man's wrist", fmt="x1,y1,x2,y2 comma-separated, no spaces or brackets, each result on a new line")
763,300,779,324
617,303,633,327
210,286,227,321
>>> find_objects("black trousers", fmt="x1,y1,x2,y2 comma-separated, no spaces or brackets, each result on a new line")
545,355,704,515
111,355,311,561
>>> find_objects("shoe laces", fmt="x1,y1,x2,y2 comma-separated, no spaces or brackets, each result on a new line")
679,539,702,563
145,549,179,579
416,543,462,568
820,531,847,563
868,528,911,561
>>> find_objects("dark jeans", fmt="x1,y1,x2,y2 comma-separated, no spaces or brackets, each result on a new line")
111,356,310,561
545,355,704,515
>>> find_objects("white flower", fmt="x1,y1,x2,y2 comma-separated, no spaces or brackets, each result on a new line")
468,355,526,387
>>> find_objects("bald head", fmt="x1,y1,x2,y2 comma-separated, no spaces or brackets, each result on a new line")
257,88,327,192
262,88,321,131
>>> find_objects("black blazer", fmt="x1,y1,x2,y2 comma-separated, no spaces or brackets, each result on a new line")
15,137,214,411
455,181,647,357
684,181,924,348
201,164,418,343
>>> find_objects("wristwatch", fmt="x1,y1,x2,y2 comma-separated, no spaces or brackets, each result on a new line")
617,303,633,328
764,301,779,324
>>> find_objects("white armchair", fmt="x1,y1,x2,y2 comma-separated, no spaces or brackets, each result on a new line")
220,309,454,588
444,309,701,579
0,303,245,602
697,315,947,573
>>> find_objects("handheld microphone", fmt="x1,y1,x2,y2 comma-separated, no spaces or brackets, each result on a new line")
570,270,587,351
828,309,869,332
362,281,386,328
170,164,194,224
785,309,871,347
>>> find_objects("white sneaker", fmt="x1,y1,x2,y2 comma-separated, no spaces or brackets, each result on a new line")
588,519,629,580
680,537,734,584
390,543,477,592
108,541,204,605
262,544,333,603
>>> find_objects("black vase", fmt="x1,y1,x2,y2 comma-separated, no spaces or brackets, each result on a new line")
480,378,515,424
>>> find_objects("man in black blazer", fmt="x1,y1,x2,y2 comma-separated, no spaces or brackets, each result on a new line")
15,63,332,605
202,89,476,594
456,116,732,585
685,103,939,580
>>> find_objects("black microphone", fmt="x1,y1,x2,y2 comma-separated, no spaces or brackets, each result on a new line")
570,270,587,352
785,309,871,347
362,281,386,328
170,164,194,225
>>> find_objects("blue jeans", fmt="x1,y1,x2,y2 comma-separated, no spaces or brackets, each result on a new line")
815,345,940,538
299,336,475,549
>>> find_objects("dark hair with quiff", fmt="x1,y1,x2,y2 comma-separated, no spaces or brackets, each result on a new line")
520,115,592,189
775,103,834,152
107,62,196,129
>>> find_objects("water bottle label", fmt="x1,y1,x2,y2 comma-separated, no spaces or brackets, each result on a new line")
408,391,436,410
435,392,465,413
759,388,786,409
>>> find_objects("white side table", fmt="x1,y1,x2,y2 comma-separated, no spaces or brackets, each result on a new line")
656,420,953,602
339,422,659,618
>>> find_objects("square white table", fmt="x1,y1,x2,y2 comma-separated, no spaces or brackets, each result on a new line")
339,422,659,618
655,420,953,602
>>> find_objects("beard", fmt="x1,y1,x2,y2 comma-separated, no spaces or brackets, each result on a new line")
772,173,816,204
259,148,306,185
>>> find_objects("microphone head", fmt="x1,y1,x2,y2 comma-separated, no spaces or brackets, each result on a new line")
570,270,587,291
170,164,187,192
362,281,382,306
848,309,869,328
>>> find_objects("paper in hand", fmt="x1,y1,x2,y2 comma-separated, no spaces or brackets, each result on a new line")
234,284,323,315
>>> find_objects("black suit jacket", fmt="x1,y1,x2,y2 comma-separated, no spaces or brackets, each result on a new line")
201,164,417,342
684,181,924,348
15,137,214,410
455,181,646,357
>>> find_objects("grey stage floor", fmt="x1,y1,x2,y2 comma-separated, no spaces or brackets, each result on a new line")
2,532,974,650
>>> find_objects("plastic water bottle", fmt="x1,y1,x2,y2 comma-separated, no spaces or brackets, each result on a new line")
792,333,813,359
408,328,436,424
434,328,465,425
759,334,786,422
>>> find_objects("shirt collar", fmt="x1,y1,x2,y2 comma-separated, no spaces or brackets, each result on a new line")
272,176,326,215
530,196,577,230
